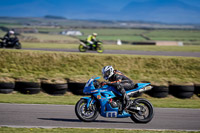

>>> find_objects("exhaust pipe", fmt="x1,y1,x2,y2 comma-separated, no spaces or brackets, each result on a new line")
127,85,152,96
139,85,152,93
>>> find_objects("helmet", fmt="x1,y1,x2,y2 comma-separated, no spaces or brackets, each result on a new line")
9,30,15,34
92,33,98,36
102,66,114,80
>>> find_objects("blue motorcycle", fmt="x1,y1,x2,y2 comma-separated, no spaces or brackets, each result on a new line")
75,76,154,123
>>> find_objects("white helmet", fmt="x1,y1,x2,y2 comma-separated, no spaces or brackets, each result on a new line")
102,66,114,80
92,33,98,36
9,30,15,34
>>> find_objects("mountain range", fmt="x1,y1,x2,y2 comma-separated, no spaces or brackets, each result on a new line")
0,0,200,24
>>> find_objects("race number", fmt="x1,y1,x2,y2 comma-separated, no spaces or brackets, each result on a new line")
106,111,117,118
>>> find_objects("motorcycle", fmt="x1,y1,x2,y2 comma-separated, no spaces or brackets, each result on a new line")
75,76,154,123
0,37,22,49
79,40,104,53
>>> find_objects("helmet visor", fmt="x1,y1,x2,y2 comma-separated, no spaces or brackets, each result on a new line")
103,70,110,80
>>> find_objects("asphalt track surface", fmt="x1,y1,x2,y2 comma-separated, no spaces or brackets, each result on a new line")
23,48,200,57
0,103,200,131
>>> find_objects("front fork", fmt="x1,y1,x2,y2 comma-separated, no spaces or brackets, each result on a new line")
81,97,97,110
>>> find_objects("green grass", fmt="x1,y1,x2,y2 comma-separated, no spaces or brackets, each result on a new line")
78,28,147,35
78,35,146,41
148,95,200,108
22,42,78,49
77,28,147,41
0,92,199,108
37,27,63,33
2,28,200,45
145,29,200,45
0,49,200,84
76,28,200,45
21,33,78,43
0,92,81,105
1,127,199,133
22,42,200,52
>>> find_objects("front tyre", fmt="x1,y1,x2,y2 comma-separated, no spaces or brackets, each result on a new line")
130,98,154,123
79,44,87,52
96,45,104,53
15,42,22,49
75,98,99,122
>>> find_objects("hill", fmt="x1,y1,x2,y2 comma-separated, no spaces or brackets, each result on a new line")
0,0,200,24
0,17,199,29
121,0,200,24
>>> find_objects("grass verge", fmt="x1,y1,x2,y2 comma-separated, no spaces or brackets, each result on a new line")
0,127,199,133
0,49,200,84
0,92,199,108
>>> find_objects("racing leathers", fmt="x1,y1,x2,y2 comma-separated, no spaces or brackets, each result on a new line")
104,70,134,112
87,35,96,49
2,31,16,45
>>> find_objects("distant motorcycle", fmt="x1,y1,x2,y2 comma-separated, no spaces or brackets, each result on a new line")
75,76,154,123
0,37,22,49
79,40,104,53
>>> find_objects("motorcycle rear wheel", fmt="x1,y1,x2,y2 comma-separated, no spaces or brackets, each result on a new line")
0,42,4,48
75,99,99,122
130,98,154,123
79,44,87,52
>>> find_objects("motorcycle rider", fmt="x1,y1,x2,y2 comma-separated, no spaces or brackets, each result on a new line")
101,66,134,113
86,33,98,49
2,30,15,46
3,30,15,39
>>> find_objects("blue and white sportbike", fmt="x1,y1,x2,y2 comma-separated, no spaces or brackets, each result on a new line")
75,76,154,123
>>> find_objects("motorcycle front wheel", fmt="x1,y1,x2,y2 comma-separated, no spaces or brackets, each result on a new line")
79,44,87,52
130,98,154,123
75,98,99,122
96,45,104,53
15,42,22,49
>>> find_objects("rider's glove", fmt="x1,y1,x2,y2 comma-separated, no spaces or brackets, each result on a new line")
88,41,93,44
101,81,107,86
101,81,112,86
106,82,112,85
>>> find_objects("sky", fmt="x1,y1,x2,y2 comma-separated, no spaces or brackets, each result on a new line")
0,0,200,24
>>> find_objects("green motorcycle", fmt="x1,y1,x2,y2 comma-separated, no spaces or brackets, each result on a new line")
79,40,104,53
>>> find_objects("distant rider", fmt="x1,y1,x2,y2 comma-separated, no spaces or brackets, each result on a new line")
86,33,98,49
3,30,15,39
2,30,16,45
101,66,135,113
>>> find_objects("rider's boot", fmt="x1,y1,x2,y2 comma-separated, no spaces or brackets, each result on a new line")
124,94,132,110
89,44,94,50
117,84,132,114
119,94,131,114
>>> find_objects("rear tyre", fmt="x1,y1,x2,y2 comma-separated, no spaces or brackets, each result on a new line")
79,44,87,52
75,99,99,122
130,98,154,123
0,42,4,48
